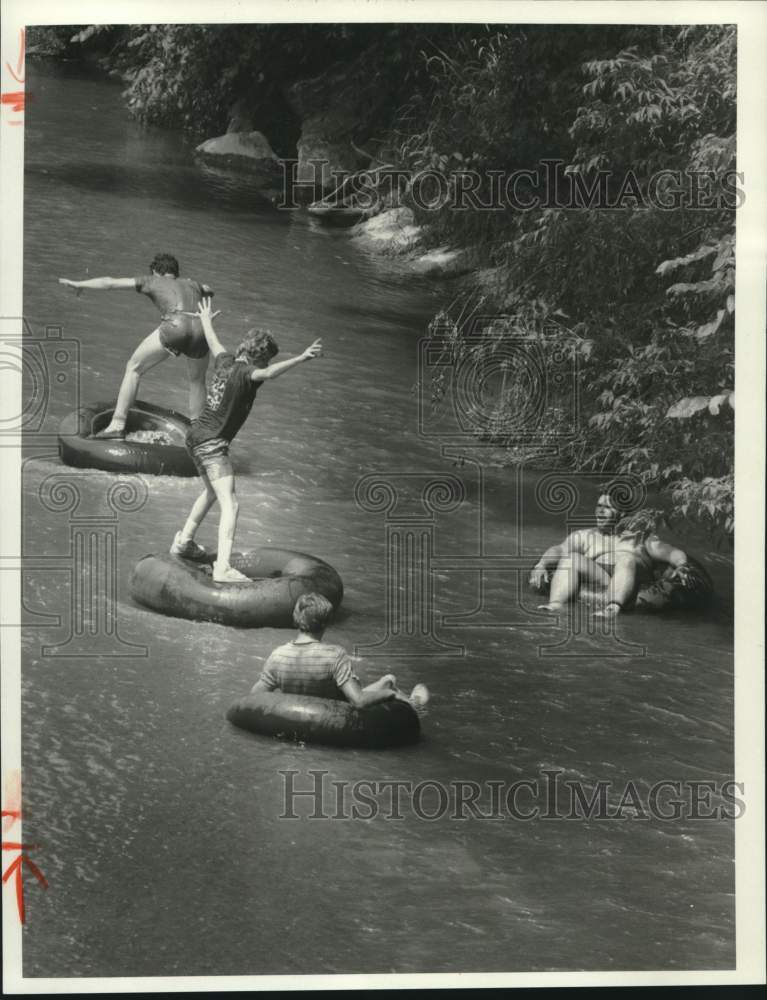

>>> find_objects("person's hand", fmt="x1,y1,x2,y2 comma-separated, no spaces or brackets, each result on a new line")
59,278,84,297
669,564,694,589
302,338,323,360
196,297,220,321
529,565,550,591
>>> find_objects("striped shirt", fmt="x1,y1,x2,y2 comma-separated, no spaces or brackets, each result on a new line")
258,640,358,700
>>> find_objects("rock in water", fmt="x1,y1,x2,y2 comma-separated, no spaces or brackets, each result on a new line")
194,131,280,182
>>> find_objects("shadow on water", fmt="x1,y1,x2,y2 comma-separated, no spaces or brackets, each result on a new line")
328,297,438,329
25,160,281,216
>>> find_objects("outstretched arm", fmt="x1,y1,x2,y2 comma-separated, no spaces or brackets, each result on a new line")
196,297,226,357
250,339,323,382
645,536,688,569
58,277,137,291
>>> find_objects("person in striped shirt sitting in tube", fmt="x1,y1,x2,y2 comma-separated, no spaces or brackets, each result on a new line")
251,593,429,711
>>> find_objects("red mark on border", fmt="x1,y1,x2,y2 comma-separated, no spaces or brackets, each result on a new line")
2,770,21,832
2,843,49,924
2,772,48,924
1,91,26,113
5,28,25,82
2,28,27,123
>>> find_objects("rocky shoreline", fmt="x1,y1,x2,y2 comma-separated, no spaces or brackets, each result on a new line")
27,45,474,280
194,129,473,278
189,37,478,280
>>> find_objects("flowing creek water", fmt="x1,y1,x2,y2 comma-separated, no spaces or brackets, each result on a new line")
19,61,735,977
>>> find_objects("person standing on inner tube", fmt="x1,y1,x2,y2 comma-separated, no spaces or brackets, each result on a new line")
250,593,430,710
530,487,695,618
171,297,322,584
58,253,214,439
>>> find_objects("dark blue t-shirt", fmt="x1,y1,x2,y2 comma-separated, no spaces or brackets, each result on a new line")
186,353,263,448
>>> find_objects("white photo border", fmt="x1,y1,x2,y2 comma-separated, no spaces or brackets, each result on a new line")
1,0,764,991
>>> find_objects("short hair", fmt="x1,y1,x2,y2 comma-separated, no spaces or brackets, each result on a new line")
150,253,180,277
293,593,334,634
236,328,279,368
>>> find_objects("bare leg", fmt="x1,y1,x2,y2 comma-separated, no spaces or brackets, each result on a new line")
541,554,611,610
209,475,247,582
180,480,217,542
186,354,209,420
100,329,169,434
595,554,646,616
169,472,217,558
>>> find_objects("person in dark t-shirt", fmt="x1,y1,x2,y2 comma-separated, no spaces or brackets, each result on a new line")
59,253,214,438
171,297,322,583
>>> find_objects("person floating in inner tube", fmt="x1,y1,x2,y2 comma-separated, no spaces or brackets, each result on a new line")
170,297,322,584
58,253,214,439
250,593,430,710
530,488,696,618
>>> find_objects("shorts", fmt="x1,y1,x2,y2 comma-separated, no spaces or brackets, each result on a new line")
158,313,209,360
189,437,233,482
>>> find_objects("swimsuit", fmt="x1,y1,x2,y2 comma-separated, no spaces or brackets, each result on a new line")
574,529,654,580
134,274,213,359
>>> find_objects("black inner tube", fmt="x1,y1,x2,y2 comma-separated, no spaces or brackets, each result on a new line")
129,547,344,628
58,399,197,476
227,690,421,749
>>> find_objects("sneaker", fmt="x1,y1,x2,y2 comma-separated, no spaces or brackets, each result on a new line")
213,563,250,584
409,684,430,709
170,532,207,560
94,427,125,440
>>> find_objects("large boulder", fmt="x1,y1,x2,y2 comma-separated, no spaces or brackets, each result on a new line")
194,131,280,181
295,131,362,192
409,247,475,277
284,47,395,195
351,207,422,253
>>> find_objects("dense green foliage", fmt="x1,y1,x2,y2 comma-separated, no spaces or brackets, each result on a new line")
30,24,446,149
30,23,736,538
396,25,736,541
